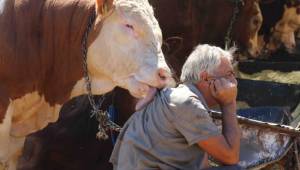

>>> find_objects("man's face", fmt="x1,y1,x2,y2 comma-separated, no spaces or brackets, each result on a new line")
200,57,237,107
208,58,236,82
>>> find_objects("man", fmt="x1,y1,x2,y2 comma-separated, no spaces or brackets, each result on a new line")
110,44,242,170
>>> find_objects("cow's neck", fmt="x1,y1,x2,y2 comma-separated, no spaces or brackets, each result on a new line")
2,0,99,105
70,7,116,99
41,0,117,104
41,0,99,105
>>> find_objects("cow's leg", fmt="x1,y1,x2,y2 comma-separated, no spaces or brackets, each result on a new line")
7,136,25,170
0,104,12,169
0,103,25,170
8,93,61,170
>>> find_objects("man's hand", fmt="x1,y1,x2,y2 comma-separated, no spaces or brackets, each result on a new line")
209,77,237,106
198,76,240,165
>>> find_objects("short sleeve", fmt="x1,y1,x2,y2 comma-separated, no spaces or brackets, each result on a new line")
171,97,221,146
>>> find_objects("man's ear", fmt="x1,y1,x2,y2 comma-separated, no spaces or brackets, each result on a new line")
96,0,114,15
200,71,208,82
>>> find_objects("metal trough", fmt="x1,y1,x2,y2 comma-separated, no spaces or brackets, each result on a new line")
211,109,300,169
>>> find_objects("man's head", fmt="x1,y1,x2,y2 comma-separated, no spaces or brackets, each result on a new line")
180,44,235,83
180,44,237,107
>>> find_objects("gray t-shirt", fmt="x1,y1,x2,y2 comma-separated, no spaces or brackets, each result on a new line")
110,83,221,170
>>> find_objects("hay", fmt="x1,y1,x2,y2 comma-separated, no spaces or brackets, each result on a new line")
237,101,251,109
238,70,300,85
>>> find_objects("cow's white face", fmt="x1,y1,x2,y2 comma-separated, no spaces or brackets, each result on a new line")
267,5,300,53
87,0,172,98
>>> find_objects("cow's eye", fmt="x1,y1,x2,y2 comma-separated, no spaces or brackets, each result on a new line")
125,24,134,30
252,16,261,26
253,19,259,25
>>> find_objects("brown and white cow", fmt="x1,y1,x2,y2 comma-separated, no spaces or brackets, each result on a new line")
0,0,171,169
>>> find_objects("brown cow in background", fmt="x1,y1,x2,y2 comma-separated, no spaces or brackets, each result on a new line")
258,0,300,57
17,0,264,170
153,0,262,76
268,2,300,53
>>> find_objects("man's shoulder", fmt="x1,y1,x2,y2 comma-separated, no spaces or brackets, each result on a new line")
161,84,203,106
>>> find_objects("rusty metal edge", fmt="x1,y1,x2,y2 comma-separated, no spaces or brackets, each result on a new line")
210,110,300,137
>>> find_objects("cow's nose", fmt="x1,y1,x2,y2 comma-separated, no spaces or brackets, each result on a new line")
286,43,296,52
255,49,260,57
158,68,167,81
248,48,260,58
291,43,296,49
157,68,171,87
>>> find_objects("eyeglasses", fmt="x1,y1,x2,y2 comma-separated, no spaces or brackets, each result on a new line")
206,71,236,81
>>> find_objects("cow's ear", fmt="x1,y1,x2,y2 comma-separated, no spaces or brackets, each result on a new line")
96,0,114,15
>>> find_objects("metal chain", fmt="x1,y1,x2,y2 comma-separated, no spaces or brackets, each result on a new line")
224,0,244,50
81,9,121,140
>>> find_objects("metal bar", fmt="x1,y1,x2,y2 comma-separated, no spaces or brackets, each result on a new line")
210,110,300,137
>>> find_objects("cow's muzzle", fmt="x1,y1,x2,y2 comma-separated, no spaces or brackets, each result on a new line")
156,67,174,88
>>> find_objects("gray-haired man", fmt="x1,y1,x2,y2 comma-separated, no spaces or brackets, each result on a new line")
110,44,242,170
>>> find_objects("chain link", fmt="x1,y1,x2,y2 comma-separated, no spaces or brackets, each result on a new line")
81,9,121,140
224,0,244,50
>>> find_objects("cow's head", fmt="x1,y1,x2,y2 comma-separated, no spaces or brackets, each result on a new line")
267,4,300,53
87,0,172,98
233,0,263,57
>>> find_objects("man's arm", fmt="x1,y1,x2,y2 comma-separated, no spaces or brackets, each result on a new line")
198,78,241,165
198,102,241,165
